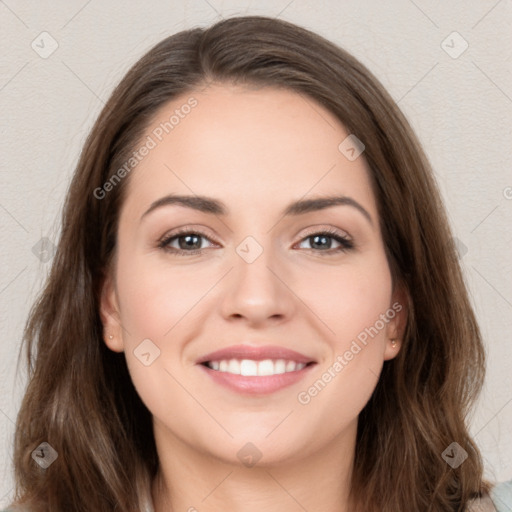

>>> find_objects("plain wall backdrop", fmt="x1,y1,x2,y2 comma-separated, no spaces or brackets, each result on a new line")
1,0,511,505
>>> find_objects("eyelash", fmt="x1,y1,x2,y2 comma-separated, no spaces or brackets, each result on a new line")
157,227,354,256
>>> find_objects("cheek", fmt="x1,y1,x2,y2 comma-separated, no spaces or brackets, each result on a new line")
114,250,211,341
296,254,393,408
300,254,393,345
113,249,206,418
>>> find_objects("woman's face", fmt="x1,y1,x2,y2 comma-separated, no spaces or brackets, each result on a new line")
101,83,406,466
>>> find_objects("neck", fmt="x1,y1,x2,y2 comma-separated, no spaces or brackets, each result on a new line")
151,418,358,512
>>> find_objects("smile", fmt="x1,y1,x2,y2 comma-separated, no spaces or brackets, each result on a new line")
196,343,317,394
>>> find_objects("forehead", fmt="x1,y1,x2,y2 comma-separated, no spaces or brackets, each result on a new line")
120,83,377,220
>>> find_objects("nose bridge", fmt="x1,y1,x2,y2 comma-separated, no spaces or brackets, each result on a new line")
219,233,294,323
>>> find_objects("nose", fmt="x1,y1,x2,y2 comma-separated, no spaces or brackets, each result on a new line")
219,243,297,327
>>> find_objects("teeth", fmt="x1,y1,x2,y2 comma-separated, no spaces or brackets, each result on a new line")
228,359,240,374
285,360,296,372
273,360,286,374
258,359,275,376
240,359,257,376
206,359,307,376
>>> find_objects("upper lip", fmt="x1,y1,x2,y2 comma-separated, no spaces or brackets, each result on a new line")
196,344,317,365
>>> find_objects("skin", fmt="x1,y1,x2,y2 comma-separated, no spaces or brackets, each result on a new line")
100,83,408,512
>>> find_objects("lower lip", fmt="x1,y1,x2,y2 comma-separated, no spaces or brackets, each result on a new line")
197,363,317,395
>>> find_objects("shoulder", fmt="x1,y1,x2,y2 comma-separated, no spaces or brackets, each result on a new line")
489,479,512,512
463,480,512,512
466,494,498,511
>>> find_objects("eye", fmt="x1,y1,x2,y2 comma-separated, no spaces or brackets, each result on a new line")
295,228,354,255
158,228,217,256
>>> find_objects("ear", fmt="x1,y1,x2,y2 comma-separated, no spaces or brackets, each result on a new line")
99,271,125,353
383,282,409,361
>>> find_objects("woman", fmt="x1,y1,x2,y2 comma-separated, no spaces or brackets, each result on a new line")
5,15,511,512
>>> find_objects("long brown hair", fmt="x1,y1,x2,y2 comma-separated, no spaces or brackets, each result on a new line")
11,15,492,512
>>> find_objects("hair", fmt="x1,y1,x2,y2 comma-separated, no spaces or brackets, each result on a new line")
10,14,493,512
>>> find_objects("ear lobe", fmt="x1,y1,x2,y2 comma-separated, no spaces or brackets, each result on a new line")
99,272,124,353
383,282,409,361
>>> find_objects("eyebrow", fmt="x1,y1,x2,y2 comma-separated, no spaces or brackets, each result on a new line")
140,194,373,226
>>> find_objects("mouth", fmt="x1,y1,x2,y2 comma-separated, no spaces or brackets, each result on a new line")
195,344,318,395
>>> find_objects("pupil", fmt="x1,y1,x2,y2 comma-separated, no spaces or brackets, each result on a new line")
180,235,200,250
311,235,330,250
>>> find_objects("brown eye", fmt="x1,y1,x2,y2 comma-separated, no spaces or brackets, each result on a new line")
158,230,216,255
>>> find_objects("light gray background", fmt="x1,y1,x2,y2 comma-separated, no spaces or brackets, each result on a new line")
1,0,511,505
